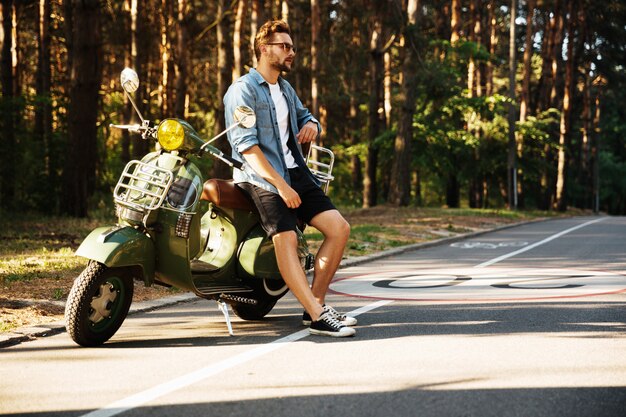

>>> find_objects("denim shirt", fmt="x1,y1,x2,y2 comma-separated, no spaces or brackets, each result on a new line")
223,68,321,194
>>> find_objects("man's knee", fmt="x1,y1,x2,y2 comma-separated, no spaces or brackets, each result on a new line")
311,210,350,240
272,230,298,247
328,213,350,240
336,217,350,240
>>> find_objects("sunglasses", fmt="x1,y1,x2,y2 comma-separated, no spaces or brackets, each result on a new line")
266,42,297,53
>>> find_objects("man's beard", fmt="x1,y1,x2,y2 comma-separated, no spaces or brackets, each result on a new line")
275,62,291,73
270,56,292,73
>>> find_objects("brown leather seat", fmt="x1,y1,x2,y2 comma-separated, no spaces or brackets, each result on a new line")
200,179,254,211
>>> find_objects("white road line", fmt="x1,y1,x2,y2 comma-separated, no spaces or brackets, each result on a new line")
81,218,604,417
474,217,606,268
80,299,393,417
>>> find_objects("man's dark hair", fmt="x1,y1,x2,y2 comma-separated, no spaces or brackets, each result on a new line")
254,20,291,61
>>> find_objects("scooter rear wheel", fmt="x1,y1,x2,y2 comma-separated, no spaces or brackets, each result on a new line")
230,297,277,320
230,279,288,320
65,261,134,347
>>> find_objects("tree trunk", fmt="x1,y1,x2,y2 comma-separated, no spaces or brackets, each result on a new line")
121,0,134,163
591,80,603,214
61,0,103,217
349,15,363,197
212,0,233,179
159,0,172,117
467,0,477,98
232,0,246,81
389,0,419,206
434,0,450,60
554,0,578,212
35,0,57,208
384,50,392,125
249,0,264,68
537,0,563,209
516,0,535,208
174,0,189,118
506,0,517,209
131,0,150,158
35,0,52,191
450,0,461,44
446,172,460,208
519,0,534,125
485,0,497,96
468,0,483,208
363,6,387,208
310,0,320,119
0,0,15,209
574,16,590,209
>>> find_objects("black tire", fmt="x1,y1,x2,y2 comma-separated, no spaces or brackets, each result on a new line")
65,262,134,347
230,279,288,321
231,297,277,321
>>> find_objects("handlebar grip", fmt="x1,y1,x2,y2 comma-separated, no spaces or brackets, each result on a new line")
202,143,244,170
222,153,244,170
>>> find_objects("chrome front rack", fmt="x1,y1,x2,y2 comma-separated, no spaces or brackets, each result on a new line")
306,144,335,194
113,160,174,214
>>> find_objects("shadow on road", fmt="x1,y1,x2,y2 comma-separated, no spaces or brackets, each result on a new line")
4,384,625,417
7,300,626,353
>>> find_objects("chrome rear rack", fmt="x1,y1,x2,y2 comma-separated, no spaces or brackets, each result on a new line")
306,144,335,193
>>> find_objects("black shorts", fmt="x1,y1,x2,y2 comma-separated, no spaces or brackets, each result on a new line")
237,167,336,237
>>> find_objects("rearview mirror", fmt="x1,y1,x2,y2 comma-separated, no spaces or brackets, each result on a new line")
233,106,256,129
121,68,139,93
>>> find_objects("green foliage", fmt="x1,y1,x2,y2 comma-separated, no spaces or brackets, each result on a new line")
2,0,626,215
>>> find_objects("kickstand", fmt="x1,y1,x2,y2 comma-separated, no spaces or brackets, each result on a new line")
217,300,234,336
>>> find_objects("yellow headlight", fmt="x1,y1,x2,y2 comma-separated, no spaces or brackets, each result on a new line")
157,119,185,151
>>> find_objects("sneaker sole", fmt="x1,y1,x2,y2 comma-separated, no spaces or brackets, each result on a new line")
303,318,357,327
309,327,356,337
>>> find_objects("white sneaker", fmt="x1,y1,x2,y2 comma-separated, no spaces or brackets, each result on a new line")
309,311,356,337
324,305,358,326
302,305,358,327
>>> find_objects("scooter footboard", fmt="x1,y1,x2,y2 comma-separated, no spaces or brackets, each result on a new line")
75,226,155,285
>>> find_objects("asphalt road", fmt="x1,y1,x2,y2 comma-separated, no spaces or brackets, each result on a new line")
1,216,625,417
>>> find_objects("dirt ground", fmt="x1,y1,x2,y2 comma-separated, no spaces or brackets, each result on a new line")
0,207,545,332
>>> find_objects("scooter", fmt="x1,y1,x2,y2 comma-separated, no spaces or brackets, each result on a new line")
64,68,335,347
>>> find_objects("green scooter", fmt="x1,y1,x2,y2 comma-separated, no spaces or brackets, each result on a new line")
64,68,335,347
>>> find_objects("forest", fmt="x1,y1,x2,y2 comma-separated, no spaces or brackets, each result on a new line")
0,0,625,218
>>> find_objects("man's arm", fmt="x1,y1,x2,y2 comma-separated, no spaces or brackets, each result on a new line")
224,81,260,155
241,145,301,209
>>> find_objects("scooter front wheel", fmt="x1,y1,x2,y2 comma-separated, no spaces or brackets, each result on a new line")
65,261,134,347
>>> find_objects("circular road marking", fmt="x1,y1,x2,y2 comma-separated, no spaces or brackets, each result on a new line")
330,267,626,302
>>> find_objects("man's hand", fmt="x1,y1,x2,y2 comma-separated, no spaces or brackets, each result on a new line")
296,121,318,144
277,183,301,209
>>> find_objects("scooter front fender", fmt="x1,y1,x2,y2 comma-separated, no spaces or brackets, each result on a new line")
75,226,155,285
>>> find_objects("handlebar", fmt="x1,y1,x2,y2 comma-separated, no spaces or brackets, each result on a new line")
109,123,144,133
110,122,156,141
202,143,244,170
110,121,244,170
218,153,244,170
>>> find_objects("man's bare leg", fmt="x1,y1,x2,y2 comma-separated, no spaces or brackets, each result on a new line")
308,210,350,305
272,230,324,321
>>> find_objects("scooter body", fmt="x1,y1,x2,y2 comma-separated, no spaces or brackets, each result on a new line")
65,68,327,347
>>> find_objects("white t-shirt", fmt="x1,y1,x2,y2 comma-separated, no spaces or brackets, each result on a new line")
268,82,297,168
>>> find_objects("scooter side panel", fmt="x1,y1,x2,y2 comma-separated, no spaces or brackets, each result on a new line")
152,209,195,292
75,226,155,284
238,225,281,280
